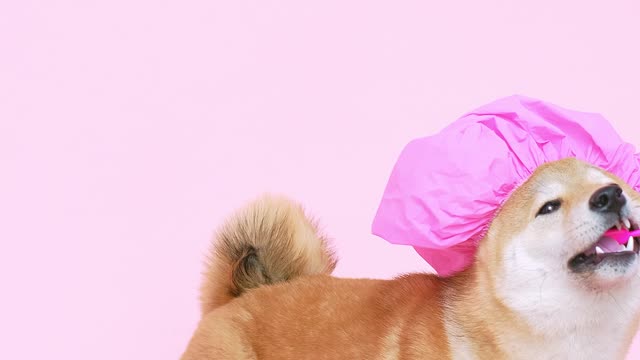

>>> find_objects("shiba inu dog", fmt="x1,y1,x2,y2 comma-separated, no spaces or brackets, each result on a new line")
181,158,640,359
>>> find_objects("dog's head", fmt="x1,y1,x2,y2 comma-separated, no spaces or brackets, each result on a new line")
479,158,640,332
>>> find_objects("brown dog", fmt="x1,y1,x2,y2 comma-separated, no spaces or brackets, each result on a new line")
181,158,640,359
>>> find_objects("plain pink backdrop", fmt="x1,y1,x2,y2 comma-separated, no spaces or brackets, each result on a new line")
1,1,640,359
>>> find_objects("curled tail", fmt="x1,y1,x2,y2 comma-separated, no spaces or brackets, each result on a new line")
199,195,337,315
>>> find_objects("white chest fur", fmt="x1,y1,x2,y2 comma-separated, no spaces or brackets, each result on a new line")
490,241,640,360
445,303,636,360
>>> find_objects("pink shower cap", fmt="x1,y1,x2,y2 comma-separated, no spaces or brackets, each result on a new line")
372,95,640,276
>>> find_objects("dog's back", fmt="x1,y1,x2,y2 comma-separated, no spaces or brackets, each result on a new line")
181,196,450,359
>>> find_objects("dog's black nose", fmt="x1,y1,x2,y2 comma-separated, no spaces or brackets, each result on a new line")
589,184,626,214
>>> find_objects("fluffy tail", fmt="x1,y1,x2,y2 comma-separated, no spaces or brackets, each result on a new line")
199,195,337,315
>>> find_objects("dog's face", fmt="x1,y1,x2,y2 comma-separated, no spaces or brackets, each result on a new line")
480,158,640,333
497,158,640,288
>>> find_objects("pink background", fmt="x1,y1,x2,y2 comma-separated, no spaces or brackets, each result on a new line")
1,1,639,359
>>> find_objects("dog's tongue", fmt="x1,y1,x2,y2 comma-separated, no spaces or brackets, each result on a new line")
603,229,640,245
596,235,624,252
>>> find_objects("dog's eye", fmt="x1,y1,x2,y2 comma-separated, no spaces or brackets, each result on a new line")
537,200,561,216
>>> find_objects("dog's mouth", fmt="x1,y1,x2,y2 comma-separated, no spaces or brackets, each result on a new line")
569,217,640,272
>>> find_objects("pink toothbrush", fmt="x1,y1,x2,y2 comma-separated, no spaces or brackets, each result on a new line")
603,229,640,245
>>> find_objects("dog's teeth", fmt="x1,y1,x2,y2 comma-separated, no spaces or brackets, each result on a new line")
596,246,604,254
616,222,622,230
627,236,635,251
623,218,631,229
